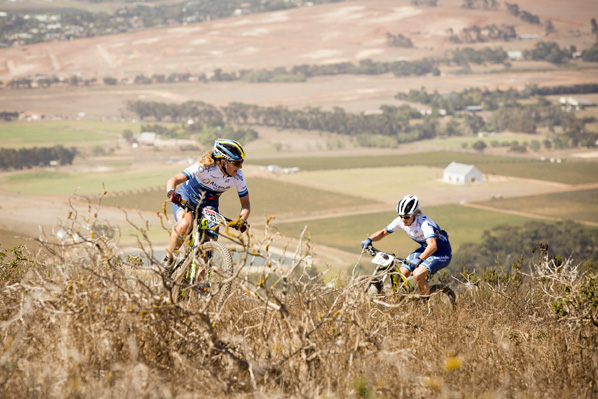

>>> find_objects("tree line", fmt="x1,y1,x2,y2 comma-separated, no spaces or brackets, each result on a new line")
457,221,598,270
127,100,440,146
5,46,517,90
0,112,19,121
0,145,77,170
396,86,596,147
127,81,597,150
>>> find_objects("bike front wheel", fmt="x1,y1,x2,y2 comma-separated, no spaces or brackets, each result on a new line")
169,241,234,309
199,241,235,308
428,284,457,310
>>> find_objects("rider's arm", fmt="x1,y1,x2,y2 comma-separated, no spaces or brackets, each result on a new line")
238,193,251,222
166,172,188,197
369,228,391,242
418,237,438,260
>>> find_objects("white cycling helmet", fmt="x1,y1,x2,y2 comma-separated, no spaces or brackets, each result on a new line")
396,194,419,216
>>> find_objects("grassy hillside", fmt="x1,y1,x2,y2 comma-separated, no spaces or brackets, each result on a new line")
1,224,596,398
0,121,133,148
272,204,548,262
101,177,376,219
477,188,598,224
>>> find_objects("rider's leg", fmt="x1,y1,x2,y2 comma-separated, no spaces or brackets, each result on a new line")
413,265,430,295
403,251,424,278
414,254,452,295
166,210,193,261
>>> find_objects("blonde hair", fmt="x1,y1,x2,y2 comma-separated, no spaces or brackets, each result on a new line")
198,150,215,167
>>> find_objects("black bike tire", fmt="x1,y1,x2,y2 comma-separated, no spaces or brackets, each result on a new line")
428,284,457,309
196,241,234,307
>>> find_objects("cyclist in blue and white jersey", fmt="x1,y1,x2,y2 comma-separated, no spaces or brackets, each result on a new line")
164,138,250,265
360,194,451,295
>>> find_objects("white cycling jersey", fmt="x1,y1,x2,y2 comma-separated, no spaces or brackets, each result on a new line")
385,214,451,254
179,163,248,207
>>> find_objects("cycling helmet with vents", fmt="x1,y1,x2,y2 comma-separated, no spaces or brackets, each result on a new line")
213,138,245,161
396,194,419,216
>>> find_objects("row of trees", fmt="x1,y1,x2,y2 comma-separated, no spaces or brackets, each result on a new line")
523,41,576,64
457,221,597,269
127,100,444,146
461,0,499,9
0,112,19,121
7,45,521,91
448,24,517,44
504,2,541,24
126,81,598,149
0,145,77,170
136,122,258,148
396,86,596,146
396,87,528,114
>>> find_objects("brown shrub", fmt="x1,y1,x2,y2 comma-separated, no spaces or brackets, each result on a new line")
1,206,596,398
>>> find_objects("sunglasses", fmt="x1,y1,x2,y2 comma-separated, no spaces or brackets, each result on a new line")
400,215,413,220
227,159,244,167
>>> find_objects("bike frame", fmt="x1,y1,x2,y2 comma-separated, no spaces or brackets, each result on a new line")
372,259,415,293
367,246,422,294
365,245,457,309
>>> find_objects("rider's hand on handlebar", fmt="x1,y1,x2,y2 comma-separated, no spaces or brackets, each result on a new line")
361,237,373,249
170,193,182,205
409,257,423,269
236,219,249,233
230,219,249,233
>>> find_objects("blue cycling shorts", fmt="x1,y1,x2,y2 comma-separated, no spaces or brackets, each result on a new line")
404,250,452,275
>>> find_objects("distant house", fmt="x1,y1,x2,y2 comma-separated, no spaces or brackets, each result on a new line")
559,97,595,111
507,50,523,60
138,132,157,146
443,162,483,184
518,33,540,40
464,105,483,112
19,112,44,121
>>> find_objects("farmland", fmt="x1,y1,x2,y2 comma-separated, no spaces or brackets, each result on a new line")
1,1,598,398
3,150,595,272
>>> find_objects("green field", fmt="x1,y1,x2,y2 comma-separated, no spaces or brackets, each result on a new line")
2,165,181,195
251,151,598,184
477,188,598,224
272,204,543,259
101,177,375,219
0,121,137,148
413,132,550,151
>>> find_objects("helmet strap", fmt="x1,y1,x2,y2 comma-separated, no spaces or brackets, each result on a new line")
220,159,233,177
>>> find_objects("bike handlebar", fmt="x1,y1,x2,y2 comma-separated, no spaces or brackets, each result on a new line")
365,245,393,257
178,198,249,232
364,245,406,262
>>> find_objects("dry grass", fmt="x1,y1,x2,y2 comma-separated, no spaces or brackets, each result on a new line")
1,200,597,398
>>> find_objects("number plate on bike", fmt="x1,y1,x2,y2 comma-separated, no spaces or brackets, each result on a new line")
202,208,224,228
372,252,394,266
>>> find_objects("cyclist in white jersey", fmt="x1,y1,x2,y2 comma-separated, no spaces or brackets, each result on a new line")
164,138,251,265
360,194,451,295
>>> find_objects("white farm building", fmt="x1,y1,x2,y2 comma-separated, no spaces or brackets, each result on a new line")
443,162,483,184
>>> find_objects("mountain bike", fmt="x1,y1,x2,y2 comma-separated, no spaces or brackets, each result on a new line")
363,246,456,309
168,202,246,309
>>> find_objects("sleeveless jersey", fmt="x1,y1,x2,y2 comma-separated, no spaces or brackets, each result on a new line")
385,214,451,254
178,163,248,207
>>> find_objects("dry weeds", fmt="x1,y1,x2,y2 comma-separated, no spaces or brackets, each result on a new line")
0,198,597,398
